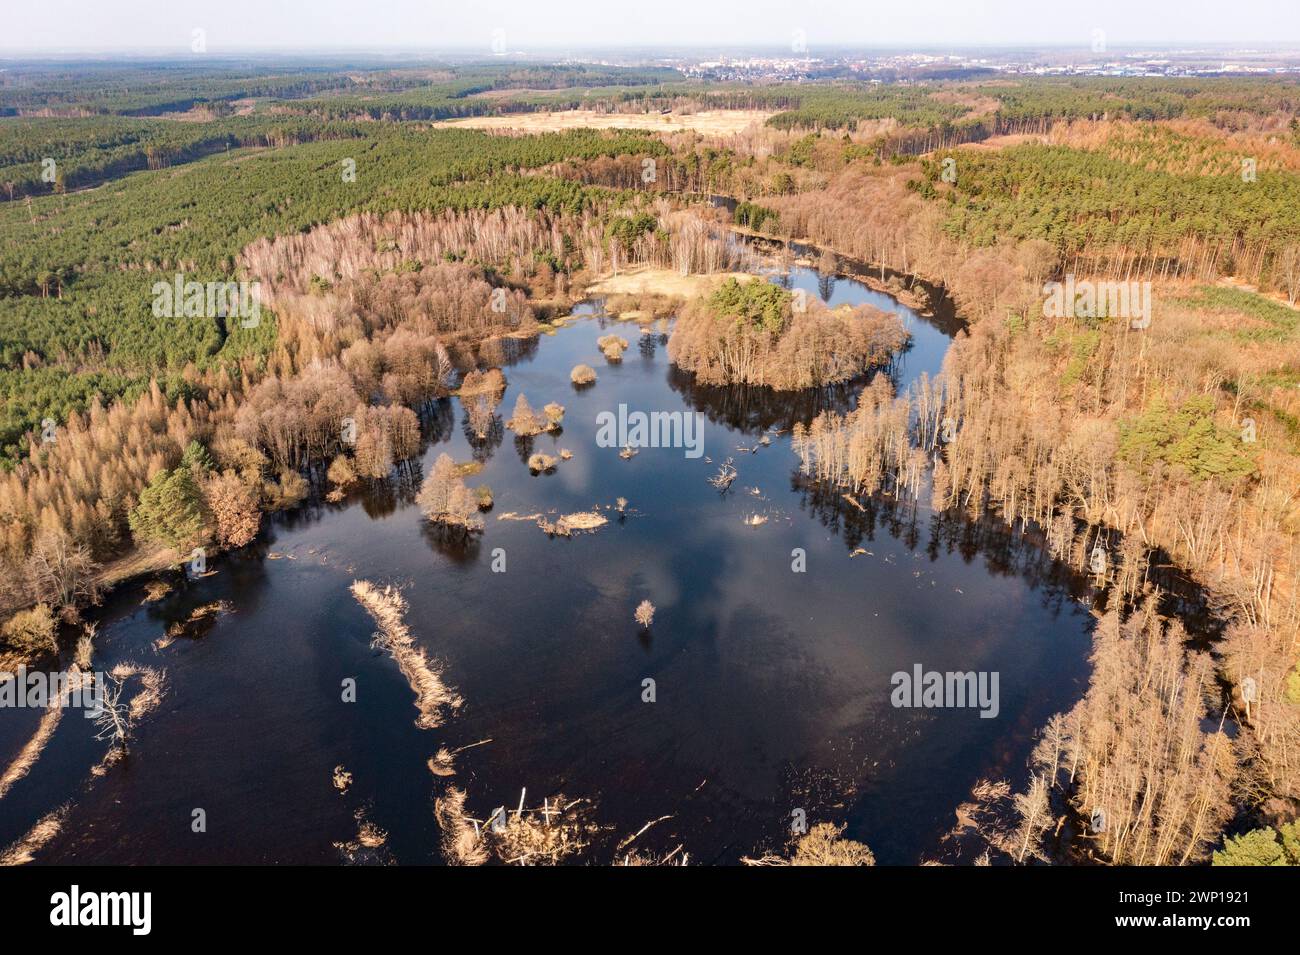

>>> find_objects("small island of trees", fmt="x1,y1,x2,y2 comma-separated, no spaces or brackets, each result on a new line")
667,278,907,390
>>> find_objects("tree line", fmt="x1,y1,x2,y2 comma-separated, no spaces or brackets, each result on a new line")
711,118,1299,862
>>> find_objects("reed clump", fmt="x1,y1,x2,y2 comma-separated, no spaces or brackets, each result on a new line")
350,580,462,729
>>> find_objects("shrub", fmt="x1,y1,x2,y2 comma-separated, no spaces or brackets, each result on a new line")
327,454,358,490
570,364,597,385
459,367,507,397
597,334,629,363
635,600,655,628
790,823,875,866
1,604,58,656
507,393,547,436
265,470,309,511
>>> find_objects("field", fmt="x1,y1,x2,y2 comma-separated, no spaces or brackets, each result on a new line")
438,109,775,135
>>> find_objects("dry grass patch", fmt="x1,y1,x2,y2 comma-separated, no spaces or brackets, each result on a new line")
110,662,166,722
438,109,775,135
350,581,462,729
0,704,64,802
555,512,607,534
586,266,756,299
570,363,597,385
0,804,70,866
141,579,172,603
434,786,490,865
604,292,679,321
486,798,594,865
163,600,232,639
598,333,630,362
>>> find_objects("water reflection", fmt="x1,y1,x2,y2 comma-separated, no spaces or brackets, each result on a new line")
358,465,422,519
1,254,1102,866
668,364,882,435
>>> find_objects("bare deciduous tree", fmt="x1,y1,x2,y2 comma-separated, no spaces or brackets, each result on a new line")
26,528,99,615
93,674,131,754
417,454,483,532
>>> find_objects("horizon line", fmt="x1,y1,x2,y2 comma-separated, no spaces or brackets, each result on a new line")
4,41,1300,57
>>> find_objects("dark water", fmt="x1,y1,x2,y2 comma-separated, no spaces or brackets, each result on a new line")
0,262,1097,865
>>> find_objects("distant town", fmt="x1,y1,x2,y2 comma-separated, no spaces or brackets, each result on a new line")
553,44,1300,82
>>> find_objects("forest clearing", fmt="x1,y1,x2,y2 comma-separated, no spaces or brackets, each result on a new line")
436,108,776,135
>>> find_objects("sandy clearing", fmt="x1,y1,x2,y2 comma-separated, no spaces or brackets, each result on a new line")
585,266,757,298
955,133,1049,151
438,109,775,136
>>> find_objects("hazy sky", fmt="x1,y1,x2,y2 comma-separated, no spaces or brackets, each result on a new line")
4,0,1299,53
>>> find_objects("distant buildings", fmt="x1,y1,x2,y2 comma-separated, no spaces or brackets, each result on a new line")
665,47,1300,81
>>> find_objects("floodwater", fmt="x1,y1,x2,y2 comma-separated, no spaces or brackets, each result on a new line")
0,258,1097,865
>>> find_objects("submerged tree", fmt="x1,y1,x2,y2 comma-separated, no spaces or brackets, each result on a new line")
417,454,483,533
634,600,655,629
506,393,547,437
465,394,497,441
1018,604,1236,865
93,674,131,755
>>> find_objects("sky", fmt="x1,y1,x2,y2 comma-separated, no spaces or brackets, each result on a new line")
3,0,1300,53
